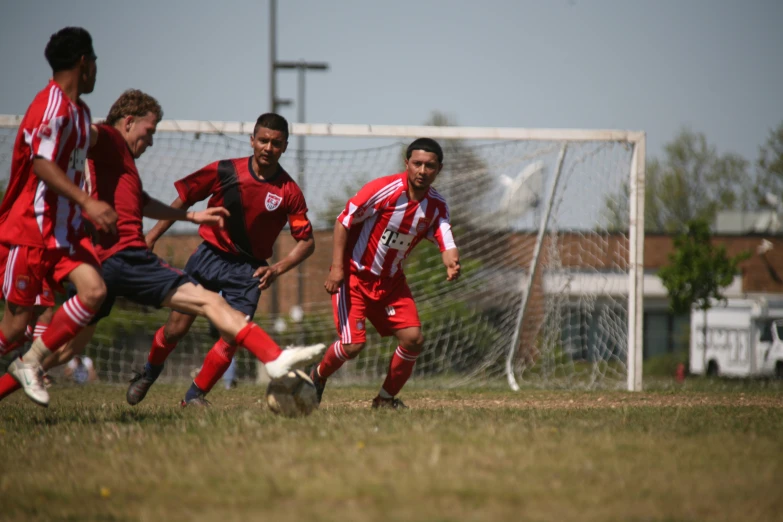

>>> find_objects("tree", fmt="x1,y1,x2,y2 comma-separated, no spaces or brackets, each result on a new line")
751,121,783,207
603,129,751,232
420,112,489,230
657,219,750,367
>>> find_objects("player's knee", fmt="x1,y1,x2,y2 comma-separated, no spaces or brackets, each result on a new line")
77,279,107,309
342,342,365,359
162,323,186,344
400,333,424,354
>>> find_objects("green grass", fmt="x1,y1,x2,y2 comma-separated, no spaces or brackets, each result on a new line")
1,382,781,522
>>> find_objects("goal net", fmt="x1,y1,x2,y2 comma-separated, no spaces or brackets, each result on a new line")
0,116,645,390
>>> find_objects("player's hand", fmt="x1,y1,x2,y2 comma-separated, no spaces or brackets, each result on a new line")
188,207,230,228
254,265,280,290
324,266,344,295
446,260,461,281
83,198,118,235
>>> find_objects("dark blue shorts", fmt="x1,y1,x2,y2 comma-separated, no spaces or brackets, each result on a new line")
184,242,265,318
92,248,195,323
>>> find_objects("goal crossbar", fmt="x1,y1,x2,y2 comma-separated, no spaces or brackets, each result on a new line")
0,115,644,143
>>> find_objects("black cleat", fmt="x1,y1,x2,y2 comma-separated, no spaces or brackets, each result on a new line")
126,369,158,406
371,396,409,410
309,365,327,405
180,393,211,408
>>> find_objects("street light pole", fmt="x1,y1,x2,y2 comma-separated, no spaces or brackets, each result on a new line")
269,0,275,114
274,60,328,330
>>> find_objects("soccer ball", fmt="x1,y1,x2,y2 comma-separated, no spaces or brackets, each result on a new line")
265,369,318,418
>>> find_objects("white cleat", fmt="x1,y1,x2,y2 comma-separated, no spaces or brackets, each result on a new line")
8,358,50,407
265,343,327,379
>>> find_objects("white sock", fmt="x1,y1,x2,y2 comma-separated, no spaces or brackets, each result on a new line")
25,337,51,365
378,387,393,399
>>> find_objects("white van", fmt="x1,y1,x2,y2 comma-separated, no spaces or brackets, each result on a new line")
690,298,783,378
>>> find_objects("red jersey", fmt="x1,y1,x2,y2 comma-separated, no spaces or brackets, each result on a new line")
175,157,311,261
338,172,456,279
0,80,92,250
86,124,151,261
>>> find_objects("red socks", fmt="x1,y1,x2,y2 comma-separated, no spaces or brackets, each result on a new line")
193,339,238,393
33,322,48,340
380,346,419,397
317,341,354,379
148,327,178,366
234,323,281,364
0,373,20,400
40,296,95,353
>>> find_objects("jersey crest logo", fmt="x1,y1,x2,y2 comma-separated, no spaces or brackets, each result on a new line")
265,193,283,211
416,218,431,233
15,275,29,291
356,319,365,331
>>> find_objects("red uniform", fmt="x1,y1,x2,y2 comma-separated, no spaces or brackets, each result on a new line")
0,80,99,306
175,157,311,261
87,124,151,262
333,172,456,343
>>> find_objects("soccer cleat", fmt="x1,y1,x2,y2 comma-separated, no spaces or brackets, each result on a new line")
265,343,327,380
371,396,408,410
127,369,158,406
309,365,327,405
180,394,211,408
7,357,49,407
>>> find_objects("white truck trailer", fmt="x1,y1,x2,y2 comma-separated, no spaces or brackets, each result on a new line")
690,298,783,378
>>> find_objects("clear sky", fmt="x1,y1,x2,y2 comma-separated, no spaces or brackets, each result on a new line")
1,0,781,162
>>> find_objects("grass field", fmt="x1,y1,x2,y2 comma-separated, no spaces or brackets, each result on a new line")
1,380,781,522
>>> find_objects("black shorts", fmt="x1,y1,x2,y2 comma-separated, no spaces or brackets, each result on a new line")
91,248,195,323
184,242,265,318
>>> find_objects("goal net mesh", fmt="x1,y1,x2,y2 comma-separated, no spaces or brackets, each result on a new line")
0,121,639,390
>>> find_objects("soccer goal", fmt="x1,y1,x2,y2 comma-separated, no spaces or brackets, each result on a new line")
0,116,645,391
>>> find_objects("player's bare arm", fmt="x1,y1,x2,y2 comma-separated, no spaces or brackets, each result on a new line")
142,197,229,228
254,232,314,290
32,157,118,234
324,220,349,294
442,248,461,281
145,196,189,250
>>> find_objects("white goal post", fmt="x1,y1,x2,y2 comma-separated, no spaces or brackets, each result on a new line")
0,116,645,391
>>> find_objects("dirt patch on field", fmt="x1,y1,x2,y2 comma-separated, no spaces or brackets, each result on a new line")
330,393,783,411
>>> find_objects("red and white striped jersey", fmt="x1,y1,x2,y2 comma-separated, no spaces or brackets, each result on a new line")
337,172,456,279
0,80,92,250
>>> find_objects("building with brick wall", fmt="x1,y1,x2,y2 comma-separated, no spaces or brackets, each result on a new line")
153,231,783,359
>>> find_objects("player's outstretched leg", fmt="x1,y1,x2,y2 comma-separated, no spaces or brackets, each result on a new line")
162,284,326,405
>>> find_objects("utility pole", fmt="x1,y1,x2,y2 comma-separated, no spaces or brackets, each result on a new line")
274,61,329,331
267,0,328,343
267,0,291,322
